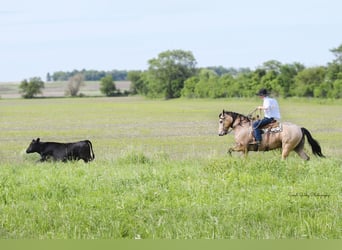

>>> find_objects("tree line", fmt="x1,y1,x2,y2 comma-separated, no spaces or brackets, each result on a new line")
47,69,128,81
19,74,126,98
19,44,342,98
128,45,342,99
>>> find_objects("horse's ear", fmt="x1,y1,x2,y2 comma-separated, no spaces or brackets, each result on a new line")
222,109,225,114
36,138,40,142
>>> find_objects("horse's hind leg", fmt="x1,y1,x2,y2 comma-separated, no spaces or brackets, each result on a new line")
296,149,310,160
281,142,297,160
294,138,310,160
281,148,290,160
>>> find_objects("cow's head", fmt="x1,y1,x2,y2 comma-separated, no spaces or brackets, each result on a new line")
26,138,41,153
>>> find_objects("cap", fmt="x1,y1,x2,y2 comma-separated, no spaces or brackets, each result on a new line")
256,88,269,96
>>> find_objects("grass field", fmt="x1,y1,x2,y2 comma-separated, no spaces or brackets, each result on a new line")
0,95,341,239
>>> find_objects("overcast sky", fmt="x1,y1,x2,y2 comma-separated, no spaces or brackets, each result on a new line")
1,0,341,82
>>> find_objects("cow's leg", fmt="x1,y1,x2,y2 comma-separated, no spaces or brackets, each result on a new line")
39,154,47,162
52,154,59,161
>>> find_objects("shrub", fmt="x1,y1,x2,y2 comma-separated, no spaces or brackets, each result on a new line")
19,77,45,98
100,75,117,96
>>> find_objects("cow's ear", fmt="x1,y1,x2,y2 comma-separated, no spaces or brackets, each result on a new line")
36,138,40,142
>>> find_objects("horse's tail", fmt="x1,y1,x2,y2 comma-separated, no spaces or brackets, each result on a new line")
301,127,325,158
86,140,95,161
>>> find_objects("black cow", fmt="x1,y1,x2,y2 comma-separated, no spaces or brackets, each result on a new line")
26,138,95,162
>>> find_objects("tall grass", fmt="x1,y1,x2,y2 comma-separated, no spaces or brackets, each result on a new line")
1,156,340,239
0,97,341,239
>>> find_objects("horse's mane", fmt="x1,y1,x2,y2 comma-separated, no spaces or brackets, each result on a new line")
223,110,251,122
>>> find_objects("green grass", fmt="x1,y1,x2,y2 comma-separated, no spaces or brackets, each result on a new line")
0,97,341,239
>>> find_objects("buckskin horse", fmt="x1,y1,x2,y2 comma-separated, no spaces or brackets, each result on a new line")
218,110,324,160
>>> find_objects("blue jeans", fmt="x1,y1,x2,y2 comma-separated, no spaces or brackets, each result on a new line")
252,117,274,142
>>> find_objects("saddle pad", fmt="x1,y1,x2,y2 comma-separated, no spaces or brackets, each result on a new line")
263,123,282,133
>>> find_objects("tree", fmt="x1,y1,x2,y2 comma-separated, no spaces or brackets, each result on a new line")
330,44,342,64
19,77,44,98
46,73,52,82
277,63,305,97
261,60,282,74
326,44,342,98
294,67,326,97
52,71,69,81
181,76,199,98
146,50,197,99
65,73,85,97
100,75,117,96
194,69,218,98
127,71,147,95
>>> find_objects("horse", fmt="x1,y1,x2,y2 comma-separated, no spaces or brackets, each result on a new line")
218,110,325,160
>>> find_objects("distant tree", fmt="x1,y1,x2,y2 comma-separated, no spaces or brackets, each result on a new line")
205,66,251,77
127,71,147,95
194,69,218,98
51,69,128,81
46,73,52,82
330,43,342,64
181,76,199,98
65,73,84,97
331,78,342,98
217,74,236,98
275,63,304,97
326,44,342,98
146,50,197,99
260,60,282,73
19,77,44,98
100,75,117,96
109,70,128,81
52,71,69,81
294,67,326,97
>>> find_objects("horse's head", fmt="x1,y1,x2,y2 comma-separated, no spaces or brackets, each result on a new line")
218,110,234,136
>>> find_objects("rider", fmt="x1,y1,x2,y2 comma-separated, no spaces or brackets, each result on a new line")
251,88,281,145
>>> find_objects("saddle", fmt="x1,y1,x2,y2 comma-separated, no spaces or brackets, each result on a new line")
248,120,283,150
260,120,282,133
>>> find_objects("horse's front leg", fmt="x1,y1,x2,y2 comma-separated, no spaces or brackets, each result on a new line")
228,143,248,156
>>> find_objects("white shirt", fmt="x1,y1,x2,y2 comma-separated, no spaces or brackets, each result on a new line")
263,96,281,120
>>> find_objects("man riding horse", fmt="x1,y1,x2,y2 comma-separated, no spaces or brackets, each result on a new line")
251,88,281,147
218,88,324,159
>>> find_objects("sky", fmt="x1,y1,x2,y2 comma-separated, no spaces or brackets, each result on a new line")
1,0,342,82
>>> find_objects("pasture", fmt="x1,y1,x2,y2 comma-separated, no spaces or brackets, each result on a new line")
0,95,341,239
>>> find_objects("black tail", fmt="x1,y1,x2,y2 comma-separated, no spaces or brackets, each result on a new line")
86,140,95,161
301,128,325,158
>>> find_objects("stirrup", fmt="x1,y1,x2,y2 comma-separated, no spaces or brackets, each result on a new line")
249,140,260,145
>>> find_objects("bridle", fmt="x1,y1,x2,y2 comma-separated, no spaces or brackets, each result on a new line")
219,112,236,134
219,111,251,134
